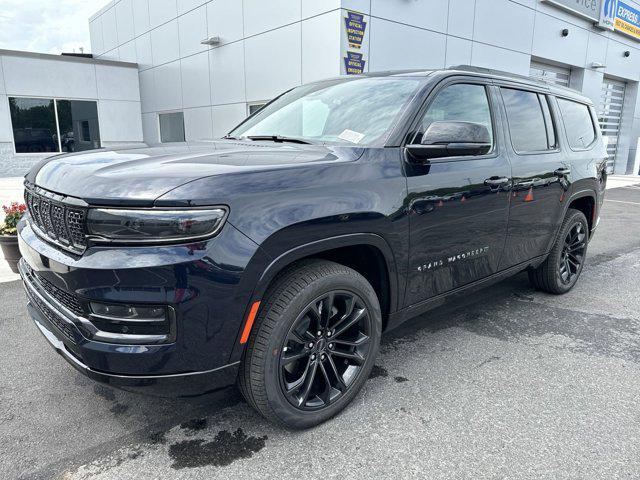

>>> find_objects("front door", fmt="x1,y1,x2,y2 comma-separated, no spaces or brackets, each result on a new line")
404,80,512,307
496,87,568,268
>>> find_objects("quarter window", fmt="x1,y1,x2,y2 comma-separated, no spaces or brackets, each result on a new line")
501,88,554,153
417,83,494,146
557,98,596,149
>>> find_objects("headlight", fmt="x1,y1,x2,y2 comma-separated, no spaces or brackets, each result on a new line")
86,207,227,243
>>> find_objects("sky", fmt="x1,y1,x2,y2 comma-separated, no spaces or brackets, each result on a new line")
0,0,107,55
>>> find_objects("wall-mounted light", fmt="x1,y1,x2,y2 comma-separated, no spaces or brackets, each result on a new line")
561,28,570,37
624,50,631,58
201,36,221,46
590,62,606,69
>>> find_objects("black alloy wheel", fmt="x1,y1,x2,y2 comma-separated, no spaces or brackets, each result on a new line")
558,221,587,285
279,291,372,410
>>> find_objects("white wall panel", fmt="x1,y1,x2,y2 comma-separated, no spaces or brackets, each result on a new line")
102,7,119,53
96,65,141,102
153,61,183,111
207,0,244,46
371,0,449,33
149,0,178,28
132,0,151,36
302,11,341,83
139,68,156,113
446,36,472,67
181,52,211,108
341,0,371,14
178,0,206,15
0,57,5,94
178,5,209,57
151,20,180,66
448,0,475,39
0,94,12,142
245,24,302,102
2,56,98,99
531,11,588,67
142,112,160,144
585,32,608,67
605,41,640,81
473,0,534,54
116,0,135,45
118,41,137,64
243,0,302,37
470,42,530,75
98,100,143,141
369,18,446,71
212,103,246,137
89,18,105,56
184,106,214,140
135,33,153,70
302,0,340,18
210,41,247,104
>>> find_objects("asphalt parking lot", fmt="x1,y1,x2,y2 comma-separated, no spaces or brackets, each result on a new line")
2,185,640,480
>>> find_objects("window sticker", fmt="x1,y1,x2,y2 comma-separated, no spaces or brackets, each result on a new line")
338,129,365,144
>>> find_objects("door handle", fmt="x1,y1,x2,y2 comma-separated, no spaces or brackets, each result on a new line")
484,177,510,188
554,167,571,177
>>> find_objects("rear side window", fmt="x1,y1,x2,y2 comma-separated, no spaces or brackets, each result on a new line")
557,98,596,149
501,88,555,153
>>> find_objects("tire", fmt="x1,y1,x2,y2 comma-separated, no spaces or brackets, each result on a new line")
238,259,382,429
528,208,589,295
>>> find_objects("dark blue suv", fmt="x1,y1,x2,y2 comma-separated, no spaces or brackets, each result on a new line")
19,67,607,428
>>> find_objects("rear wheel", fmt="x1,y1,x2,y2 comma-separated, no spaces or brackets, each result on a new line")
528,208,589,294
238,259,381,429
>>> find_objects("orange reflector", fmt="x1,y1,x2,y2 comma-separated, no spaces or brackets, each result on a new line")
240,301,261,344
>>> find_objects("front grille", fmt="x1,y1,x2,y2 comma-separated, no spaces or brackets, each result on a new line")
25,186,87,254
22,263,84,316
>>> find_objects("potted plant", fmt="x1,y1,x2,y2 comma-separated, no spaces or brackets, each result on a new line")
0,202,26,274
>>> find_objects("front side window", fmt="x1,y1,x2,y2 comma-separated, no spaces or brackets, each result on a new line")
501,88,553,153
557,98,596,149
159,112,185,143
9,97,101,154
415,83,494,146
230,77,422,146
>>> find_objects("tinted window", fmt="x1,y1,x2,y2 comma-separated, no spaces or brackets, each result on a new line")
501,88,550,152
417,83,494,145
159,112,185,143
9,97,59,153
56,100,101,153
557,98,596,149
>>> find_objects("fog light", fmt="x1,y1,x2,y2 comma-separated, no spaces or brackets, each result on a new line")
90,302,166,322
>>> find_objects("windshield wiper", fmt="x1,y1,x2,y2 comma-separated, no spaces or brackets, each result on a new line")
245,135,314,145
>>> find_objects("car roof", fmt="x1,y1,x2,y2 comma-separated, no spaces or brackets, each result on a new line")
359,65,593,106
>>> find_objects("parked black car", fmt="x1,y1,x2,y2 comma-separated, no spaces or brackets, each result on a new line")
18,67,607,428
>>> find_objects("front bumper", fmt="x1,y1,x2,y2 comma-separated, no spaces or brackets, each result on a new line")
21,258,239,396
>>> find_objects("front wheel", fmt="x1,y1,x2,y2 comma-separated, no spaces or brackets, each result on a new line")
528,208,589,294
238,260,381,429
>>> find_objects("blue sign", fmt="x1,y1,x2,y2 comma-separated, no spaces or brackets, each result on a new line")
344,52,366,75
615,1,640,39
344,11,367,49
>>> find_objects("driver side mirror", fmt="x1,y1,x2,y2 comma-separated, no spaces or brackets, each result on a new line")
406,121,492,162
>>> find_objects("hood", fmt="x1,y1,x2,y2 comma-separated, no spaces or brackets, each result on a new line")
27,141,362,206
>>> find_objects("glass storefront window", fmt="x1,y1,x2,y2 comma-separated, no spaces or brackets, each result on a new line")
8,97,101,154
9,98,59,153
159,112,185,143
56,100,101,153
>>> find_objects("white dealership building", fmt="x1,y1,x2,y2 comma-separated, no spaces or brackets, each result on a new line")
2,0,640,176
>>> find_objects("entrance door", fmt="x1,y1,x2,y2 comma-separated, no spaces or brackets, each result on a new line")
404,81,512,306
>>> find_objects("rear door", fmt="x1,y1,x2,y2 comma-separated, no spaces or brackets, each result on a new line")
497,86,568,268
403,78,512,306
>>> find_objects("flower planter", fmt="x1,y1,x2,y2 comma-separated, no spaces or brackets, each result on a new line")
0,235,20,274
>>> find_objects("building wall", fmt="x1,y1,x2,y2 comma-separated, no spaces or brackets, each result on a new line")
0,50,144,177
90,0,640,174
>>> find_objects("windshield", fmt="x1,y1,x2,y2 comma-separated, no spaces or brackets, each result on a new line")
229,77,422,146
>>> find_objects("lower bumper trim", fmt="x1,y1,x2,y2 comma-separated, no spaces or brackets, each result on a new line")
27,303,240,397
